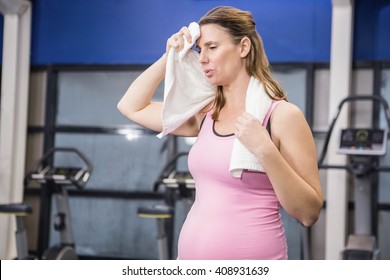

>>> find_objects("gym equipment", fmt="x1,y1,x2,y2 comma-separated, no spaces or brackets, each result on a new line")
318,95,390,259
138,152,194,260
0,203,35,259
24,147,93,260
137,204,174,260
154,152,195,202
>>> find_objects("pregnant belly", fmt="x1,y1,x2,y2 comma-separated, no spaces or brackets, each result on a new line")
177,208,287,260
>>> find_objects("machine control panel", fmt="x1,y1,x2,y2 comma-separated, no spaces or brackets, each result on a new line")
338,128,387,156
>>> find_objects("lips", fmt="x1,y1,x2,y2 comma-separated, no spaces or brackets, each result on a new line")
204,69,214,77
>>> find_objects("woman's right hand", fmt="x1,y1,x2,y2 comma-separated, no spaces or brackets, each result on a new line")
166,26,193,54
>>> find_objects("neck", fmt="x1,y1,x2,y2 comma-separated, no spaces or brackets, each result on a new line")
222,74,251,108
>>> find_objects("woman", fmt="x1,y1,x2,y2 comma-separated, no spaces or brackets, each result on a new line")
118,6,323,259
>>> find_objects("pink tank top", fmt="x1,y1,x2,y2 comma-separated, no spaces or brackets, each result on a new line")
177,101,287,260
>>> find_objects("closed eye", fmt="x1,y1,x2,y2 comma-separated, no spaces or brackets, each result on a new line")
196,41,218,53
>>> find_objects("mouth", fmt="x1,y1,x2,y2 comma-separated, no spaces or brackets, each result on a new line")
204,69,214,77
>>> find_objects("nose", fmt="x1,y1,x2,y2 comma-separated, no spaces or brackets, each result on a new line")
198,50,207,64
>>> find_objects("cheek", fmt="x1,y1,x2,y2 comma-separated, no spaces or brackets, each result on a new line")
218,58,240,77
217,51,241,70
213,54,230,71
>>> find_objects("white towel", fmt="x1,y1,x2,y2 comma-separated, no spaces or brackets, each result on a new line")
157,22,215,138
229,76,273,178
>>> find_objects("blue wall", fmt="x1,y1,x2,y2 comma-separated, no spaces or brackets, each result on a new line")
0,16,3,58
29,0,331,64
0,0,389,65
354,0,390,61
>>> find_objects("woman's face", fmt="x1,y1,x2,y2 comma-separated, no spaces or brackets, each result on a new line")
196,24,244,86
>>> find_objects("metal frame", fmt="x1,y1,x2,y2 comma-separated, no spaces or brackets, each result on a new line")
0,0,32,260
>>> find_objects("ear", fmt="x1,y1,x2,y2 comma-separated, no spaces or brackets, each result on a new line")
240,37,251,58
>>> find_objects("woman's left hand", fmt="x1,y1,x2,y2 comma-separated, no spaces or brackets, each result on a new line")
234,112,276,159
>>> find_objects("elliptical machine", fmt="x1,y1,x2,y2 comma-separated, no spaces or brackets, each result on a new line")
0,147,92,259
318,95,390,259
29,147,92,259
137,152,194,260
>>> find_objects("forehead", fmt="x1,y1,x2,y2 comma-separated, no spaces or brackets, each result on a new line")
196,24,231,46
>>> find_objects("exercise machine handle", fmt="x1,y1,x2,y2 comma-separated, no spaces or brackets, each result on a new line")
26,147,93,189
319,162,381,177
154,152,189,191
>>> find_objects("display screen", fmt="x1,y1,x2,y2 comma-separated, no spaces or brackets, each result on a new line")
338,128,387,156
340,129,384,149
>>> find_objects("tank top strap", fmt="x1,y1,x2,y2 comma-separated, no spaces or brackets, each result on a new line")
199,109,213,131
200,101,283,132
263,99,284,127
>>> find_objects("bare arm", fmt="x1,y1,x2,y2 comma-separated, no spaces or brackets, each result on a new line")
117,54,167,132
235,101,323,227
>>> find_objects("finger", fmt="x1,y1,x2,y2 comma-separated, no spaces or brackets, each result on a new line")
172,37,180,47
234,126,241,137
166,35,181,53
234,120,244,137
236,113,248,125
172,38,184,52
235,116,244,127
180,27,192,44
240,112,255,120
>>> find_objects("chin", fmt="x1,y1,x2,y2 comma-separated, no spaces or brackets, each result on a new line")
208,77,221,86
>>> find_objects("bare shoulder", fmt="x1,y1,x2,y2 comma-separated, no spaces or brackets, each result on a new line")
273,100,303,119
196,101,214,125
271,101,311,141
173,101,213,137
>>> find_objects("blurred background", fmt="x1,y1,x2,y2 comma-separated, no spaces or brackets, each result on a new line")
1,0,390,260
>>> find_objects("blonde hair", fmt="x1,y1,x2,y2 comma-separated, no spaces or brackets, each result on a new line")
198,6,287,120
